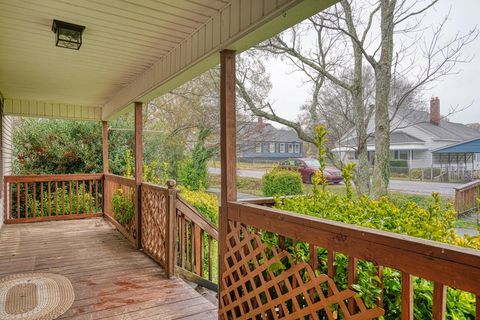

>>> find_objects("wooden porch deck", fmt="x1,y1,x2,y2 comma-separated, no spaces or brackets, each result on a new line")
0,218,217,320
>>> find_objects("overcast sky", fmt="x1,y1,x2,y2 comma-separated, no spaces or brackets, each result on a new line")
263,0,480,126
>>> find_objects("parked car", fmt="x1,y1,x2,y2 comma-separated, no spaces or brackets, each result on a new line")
279,158,343,184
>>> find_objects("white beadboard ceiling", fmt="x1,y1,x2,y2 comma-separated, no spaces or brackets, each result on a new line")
0,0,337,120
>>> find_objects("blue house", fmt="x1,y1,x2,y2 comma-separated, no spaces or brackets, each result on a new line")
237,118,304,162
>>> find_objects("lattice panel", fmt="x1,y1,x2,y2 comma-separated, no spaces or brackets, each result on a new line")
220,221,384,320
141,186,168,268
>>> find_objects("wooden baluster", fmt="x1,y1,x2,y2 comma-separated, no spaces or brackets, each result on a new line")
309,244,318,270
48,182,51,216
348,257,358,314
3,181,8,221
55,181,58,215
24,182,28,218
279,235,286,250
180,215,185,268
62,181,65,215
9,183,12,220
208,236,213,281
82,181,85,213
94,180,98,213
190,222,195,271
433,282,446,320
70,181,73,214
376,265,384,308
17,183,20,219
33,183,36,218
194,225,202,276
76,180,79,213
40,182,44,217
89,180,93,213
401,272,413,320
476,295,479,320
327,250,335,296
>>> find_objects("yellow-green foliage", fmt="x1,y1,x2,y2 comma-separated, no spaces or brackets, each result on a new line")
112,188,134,224
274,177,479,318
178,186,218,225
262,168,303,197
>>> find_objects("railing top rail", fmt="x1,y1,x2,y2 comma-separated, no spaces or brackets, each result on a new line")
4,173,103,183
104,173,136,187
227,201,480,295
142,182,169,192
454,179,480,191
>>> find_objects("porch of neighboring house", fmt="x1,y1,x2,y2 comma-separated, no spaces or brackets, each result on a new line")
1,1,480,320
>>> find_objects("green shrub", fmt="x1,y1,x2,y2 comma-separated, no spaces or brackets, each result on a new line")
390,159,408,168
178,186,218,225
262,168,303,197
112,188,135,224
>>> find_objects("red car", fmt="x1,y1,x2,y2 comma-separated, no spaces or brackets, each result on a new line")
279,158,343,184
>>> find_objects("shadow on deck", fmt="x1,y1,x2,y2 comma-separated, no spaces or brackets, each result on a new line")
0,218,217,320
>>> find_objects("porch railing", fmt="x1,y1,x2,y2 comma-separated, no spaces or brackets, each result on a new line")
219,201,480,319
176,194,218,290
103,173,137,245
455,179,480,215
3,174,103,223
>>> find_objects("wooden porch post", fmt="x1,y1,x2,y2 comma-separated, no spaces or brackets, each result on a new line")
102,121,109,174
134,101,143,250
219,49,237,311
102,121,108,217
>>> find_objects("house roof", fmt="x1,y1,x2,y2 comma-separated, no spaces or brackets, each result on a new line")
432,136,480,154
239,122,302,143
342,131,424,147
396,109,480,141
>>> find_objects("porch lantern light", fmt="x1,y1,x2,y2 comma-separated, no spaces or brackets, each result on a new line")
51,19,85,50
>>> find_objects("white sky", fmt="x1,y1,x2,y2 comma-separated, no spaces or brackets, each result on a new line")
264,0,480,126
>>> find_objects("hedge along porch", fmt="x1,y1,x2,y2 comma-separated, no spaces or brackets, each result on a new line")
1,1,480,320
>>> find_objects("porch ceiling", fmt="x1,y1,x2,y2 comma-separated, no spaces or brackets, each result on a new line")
0,0,337,121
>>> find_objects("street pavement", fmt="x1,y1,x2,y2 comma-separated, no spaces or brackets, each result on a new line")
208,167,462,198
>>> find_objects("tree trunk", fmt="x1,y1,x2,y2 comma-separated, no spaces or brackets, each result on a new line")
372,0,396,198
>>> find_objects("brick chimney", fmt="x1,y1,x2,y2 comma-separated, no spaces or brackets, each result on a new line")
430,97,440,125
257,116,266,129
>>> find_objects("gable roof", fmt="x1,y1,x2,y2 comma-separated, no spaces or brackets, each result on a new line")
239,122,302,143
342,131,424,147
396,109,480,141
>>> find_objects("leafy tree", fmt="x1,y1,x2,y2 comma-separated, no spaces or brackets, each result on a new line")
14,118,103,174
179,128,217,190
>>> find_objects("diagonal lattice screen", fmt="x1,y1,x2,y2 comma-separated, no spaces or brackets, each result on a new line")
220,221,384,320
141,185,168,268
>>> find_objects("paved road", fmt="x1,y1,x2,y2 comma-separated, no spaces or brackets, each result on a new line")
208,167,461,197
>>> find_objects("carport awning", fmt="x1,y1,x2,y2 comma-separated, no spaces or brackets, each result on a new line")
432,137,480,154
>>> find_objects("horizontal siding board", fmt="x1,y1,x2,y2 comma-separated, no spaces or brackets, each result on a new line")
2,98,101,121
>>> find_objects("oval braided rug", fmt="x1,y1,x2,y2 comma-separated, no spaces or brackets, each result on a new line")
0,273,75,320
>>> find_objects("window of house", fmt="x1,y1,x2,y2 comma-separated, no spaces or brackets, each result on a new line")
288,143,293,153
392,150,409,160
255,143,262,153
279,143,285,153
294,143,300,154
269,143,275,153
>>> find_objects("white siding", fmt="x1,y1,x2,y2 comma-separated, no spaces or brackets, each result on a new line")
0,115,13,229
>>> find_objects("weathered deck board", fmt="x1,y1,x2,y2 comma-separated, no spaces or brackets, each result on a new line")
0,218,217,319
